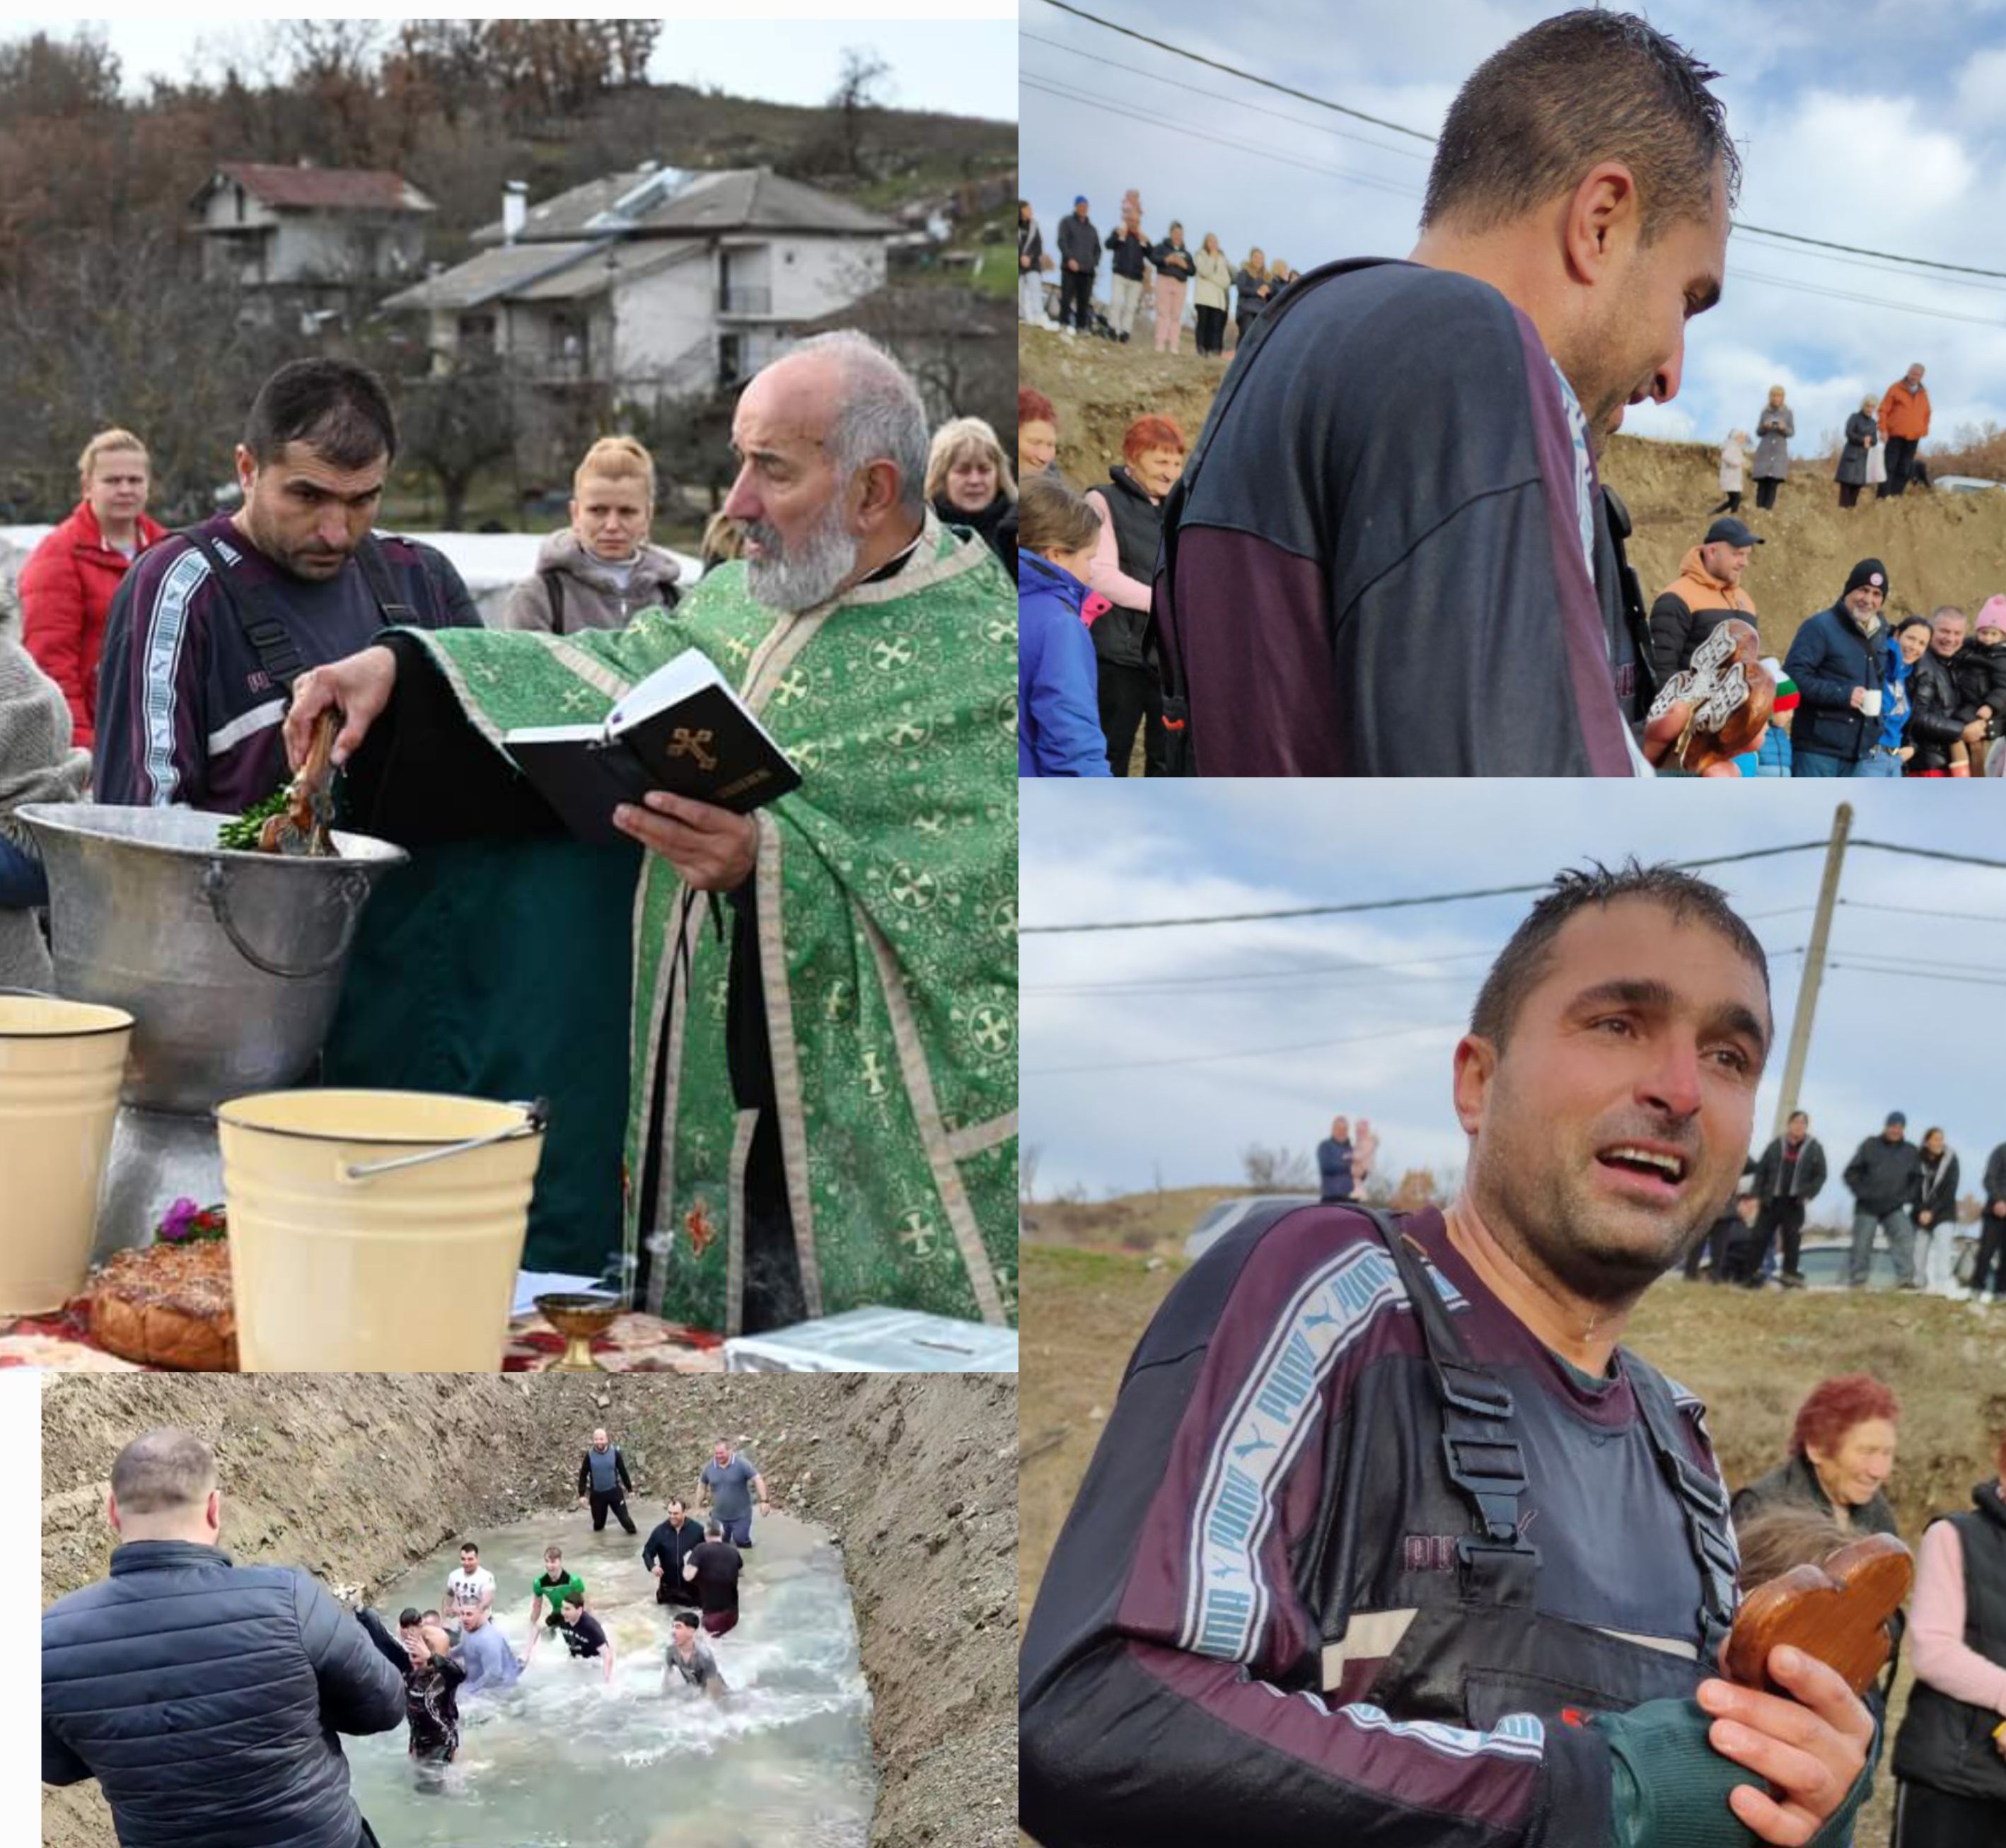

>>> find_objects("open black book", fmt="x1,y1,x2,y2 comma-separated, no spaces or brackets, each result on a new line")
502,649,801,846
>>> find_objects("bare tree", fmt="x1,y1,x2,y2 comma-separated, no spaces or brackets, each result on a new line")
395,356,519,528
1241,1143,1314,1190
1018,1144,1042,1204
828,45,891,175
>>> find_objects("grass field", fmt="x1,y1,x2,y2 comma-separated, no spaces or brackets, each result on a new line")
1019,1224,2006,1844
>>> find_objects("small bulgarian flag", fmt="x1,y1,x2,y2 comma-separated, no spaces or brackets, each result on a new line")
1761,656,1799,714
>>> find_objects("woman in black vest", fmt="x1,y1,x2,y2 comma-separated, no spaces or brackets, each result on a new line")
1891,1436,2006,1847
1729,1373,1901,1538
1082,415,1186,776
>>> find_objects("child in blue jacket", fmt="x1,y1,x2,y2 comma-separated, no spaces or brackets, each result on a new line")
1018,477,1113,777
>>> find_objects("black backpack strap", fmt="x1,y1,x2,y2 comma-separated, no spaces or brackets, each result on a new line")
184,529,307,691
1602,484,1659,719
1355,1207,1540,1607
540,569,568,637
350,533,421,626
1624,1356,1739,1668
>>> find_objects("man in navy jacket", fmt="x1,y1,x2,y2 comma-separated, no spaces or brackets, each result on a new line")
1782,560,1893,776
42,1426,406,1848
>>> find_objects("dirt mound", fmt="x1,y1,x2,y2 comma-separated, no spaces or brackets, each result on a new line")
1021,325,2006,665
42,1373,1016,1848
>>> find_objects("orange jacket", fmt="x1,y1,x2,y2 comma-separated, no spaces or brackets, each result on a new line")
1877,380,1930,442
19,501,166,750
1657,545,1757,617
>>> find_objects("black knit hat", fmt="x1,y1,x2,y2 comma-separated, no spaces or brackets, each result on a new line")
1843,558,1889,598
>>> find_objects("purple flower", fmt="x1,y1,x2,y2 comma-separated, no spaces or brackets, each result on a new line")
158,1197,201,1243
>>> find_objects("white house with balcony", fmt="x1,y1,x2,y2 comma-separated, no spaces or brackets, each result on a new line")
383,163,898,404
188,162,435,294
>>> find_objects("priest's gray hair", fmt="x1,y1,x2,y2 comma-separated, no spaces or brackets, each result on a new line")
796,330,928,514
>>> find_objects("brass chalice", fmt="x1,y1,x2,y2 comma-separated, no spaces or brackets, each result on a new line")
535,1293,622,1371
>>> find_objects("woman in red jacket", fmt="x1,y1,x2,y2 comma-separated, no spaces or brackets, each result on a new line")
20,429,166,752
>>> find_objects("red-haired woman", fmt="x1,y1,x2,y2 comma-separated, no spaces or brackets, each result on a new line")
1729,1373,1900,1538
1083,415,1185,776
1889,1432,2006,1846
1018,388,1060,487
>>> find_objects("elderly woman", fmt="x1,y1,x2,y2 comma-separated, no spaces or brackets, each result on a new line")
1752,385,1794,511
1084,414,1185,777
924,415,1016,568
1019,387,1060,487
1732,1373,1900,1538
0,632,91,989
1837,396,1879,511
1889,1432,2006,1847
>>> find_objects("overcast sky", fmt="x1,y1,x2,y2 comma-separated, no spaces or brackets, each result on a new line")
1021,0,2006,454
1021,783,2006,1203
28,11,1016,124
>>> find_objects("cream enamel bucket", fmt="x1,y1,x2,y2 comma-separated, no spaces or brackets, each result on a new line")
214,1090,546,1371
0,992,133,1312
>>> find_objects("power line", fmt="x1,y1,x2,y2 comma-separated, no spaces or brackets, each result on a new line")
1021,843,1831,934
1021,32,1433,164
1020,75,1423,202
1828,960,2006,992
1033,0,2006,284
1021,1017,1466,1079
1727,266,2006,332
1839,899,2006,926
1036,0,1437,143
1854,839,2006,873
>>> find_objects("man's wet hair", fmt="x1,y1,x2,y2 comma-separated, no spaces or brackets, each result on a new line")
399,1607,423,1627
545,1546,563,1561
460,1541,478,1555
110,1428,216,1514
673,1610,700,1631
244,358,398,470
1470,861,1770,1052
668,1497,686,1513
561,1594,583,1612
1422,10,1741,245
706,1519,724,1538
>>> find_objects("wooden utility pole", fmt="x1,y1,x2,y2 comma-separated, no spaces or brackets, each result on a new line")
1770,802,1853,1139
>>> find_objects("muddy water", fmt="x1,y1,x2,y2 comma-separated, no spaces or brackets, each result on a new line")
347,1501,876,1848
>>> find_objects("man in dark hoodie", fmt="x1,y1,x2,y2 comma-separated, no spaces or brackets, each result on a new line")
1843,1110,1923,1289
1104,207,1152,344
42,1428,406,1848
1782,559,1893,777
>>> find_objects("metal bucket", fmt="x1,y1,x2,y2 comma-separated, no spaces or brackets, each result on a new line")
17,803,408,1113
215,1089,545,1371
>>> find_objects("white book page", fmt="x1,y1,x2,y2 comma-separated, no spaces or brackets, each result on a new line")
503,723,605,745
607,649,725,731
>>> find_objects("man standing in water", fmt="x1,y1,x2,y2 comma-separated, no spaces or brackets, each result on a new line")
551,1594,617,1685
698,1438,769,1550
664,1610,728,1700
577,1427,639,1535
443,1541,494,1641
453,1602,522,1698
643,1498,707,1605
42,1427,406,1848
525,1545,588,1647
683,1519,746,1638
401,1627,469,1771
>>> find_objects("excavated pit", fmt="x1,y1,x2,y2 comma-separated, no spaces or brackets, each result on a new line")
42,1372,1016,1848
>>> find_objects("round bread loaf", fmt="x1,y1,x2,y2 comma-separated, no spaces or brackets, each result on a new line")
88,1242,238,1371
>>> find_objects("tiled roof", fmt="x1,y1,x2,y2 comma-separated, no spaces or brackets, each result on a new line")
207,163,434,213
471,165,896,245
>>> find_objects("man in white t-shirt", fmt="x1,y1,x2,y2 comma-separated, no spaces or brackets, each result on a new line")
442,1542,494,1644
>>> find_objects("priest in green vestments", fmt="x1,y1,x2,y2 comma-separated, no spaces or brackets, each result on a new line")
284,333,1018,1337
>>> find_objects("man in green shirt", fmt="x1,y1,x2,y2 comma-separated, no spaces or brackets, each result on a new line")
523,1545,586,1661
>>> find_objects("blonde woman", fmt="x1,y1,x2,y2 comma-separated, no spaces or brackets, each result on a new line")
1712,428,1749,516
19,428,165,750
924,415,1016,565
1192,233,1234,359
1233,247,1272,342
1752,385,1793,511
501,434,682,634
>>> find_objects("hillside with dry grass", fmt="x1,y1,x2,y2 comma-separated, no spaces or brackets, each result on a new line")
1019,1216,2006,1845
1021,324,2006,666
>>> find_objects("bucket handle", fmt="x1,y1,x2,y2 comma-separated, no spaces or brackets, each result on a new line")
338,1098,550,1185
202,860,372,981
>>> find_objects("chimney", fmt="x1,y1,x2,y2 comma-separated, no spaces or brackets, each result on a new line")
503,181,528,247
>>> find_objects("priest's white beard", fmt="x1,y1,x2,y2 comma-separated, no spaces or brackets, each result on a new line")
744,500,859,611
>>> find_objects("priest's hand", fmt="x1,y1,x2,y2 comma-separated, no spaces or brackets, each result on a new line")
284,646,399,769
615,790,758,890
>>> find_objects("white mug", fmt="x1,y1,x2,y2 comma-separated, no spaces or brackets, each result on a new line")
1860,688,1884,719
